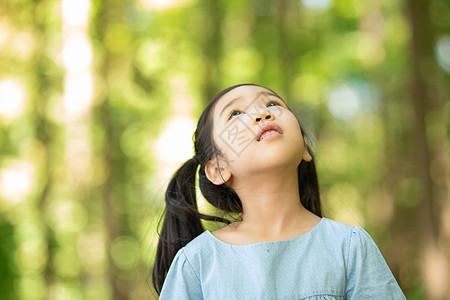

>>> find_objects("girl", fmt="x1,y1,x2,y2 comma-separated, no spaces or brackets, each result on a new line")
152,84,405,299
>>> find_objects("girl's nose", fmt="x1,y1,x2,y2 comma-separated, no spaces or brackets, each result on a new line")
254,109,274,123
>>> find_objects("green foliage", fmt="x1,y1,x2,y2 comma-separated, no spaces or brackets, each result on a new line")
0,0,448,299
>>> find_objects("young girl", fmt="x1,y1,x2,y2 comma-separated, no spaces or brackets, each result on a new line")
152,84,406,299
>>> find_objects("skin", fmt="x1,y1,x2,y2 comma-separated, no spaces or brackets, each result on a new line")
204,85,321,245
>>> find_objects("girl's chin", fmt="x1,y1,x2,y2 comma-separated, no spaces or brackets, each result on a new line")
238,152,298,164
229,142,301,162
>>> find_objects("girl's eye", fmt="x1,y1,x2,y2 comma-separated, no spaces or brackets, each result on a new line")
228,110,242,120
228,100,283,120
268,100,282,107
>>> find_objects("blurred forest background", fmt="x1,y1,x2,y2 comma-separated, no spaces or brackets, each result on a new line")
0,0,449,299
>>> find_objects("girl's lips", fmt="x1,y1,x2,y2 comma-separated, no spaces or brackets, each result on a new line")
257,123,283,141
259,131,283,142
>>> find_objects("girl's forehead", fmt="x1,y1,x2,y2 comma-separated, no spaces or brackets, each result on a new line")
220,85,271,101
215,85,277,112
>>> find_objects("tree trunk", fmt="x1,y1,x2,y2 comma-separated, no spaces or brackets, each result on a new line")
276,0,292,98
405,0,449,298
200,0,222,102
96,0,128,298
32,0,58,296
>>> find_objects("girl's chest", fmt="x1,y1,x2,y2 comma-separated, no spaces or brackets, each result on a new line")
198,247,347,300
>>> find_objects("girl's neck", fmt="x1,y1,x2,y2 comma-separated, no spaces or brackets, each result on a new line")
238,203,317,238
213,206,321,246
225,166,320,239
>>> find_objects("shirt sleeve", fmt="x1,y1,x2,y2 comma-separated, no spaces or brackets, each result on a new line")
159,249,203,299
345,226,406,300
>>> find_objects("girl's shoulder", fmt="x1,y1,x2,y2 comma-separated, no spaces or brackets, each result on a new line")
178,230,212,257
319,218,377,247
320,217,360,236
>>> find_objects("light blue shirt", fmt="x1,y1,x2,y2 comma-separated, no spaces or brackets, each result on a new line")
159,217,406,299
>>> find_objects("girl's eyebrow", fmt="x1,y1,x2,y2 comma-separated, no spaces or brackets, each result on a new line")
220,97,242,117
220,91,281,117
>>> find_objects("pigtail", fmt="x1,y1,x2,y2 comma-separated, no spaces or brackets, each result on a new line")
152,157,231,294
152,158,202,294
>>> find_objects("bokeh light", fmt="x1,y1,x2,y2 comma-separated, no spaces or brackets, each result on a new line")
61,0,93,119
327,84,360,120
46,199,88,233
153,116,196,163
0,21,11,47
357,34,385,67
301,0,332,10
61,0,91,27
61,35,92,72
435,35,450,73
0,161,34,203
140,0,187,11
0,78,27,122
77,231,107,273
111,236,139,271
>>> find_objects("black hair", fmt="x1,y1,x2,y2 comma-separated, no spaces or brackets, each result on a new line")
152,83,322,294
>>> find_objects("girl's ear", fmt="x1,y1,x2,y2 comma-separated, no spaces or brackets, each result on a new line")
205,159,232,185
302,142,312,162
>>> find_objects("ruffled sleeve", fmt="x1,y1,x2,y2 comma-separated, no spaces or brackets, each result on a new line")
345,226,406,299
159,249,202,299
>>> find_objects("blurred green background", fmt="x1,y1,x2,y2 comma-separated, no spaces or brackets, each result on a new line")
0,0,449,299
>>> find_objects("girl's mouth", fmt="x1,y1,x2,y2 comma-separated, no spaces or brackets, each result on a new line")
257,123,283,141
259,130,283,141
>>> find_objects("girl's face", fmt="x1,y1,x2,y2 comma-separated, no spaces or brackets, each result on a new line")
208,85,310,185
